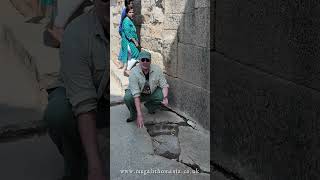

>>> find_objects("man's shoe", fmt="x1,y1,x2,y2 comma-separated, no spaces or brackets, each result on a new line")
126,118,135,122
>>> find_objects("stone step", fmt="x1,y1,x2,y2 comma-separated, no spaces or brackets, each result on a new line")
110,60,129,92
110,67,125,105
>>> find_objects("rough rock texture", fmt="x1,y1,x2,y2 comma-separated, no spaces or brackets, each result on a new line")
152,135,180,159
212,0,320,179
110,104,210,180
178,126,210,172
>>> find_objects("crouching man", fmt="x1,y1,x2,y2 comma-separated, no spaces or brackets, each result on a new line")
124,50,169,128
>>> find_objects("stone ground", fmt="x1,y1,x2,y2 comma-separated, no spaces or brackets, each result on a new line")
110,73,211,180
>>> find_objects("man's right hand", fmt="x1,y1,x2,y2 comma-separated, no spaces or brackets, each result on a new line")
136,114,144,128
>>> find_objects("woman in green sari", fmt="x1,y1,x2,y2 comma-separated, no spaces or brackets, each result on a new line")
119,7,140,76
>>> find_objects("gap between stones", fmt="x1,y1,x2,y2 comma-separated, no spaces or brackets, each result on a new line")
178,160,210,174
211,161,245,180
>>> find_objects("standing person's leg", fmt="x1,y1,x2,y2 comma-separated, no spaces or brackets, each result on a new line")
43,87,87,178
123,45,131,76
30,0,41,16
25,0,45,23
143,87,164,113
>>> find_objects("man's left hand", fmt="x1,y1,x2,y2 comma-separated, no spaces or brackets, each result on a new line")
161,97,168,107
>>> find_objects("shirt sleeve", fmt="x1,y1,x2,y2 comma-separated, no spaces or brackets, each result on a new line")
128,72,141,97
60,20,98,117
158,69,169,89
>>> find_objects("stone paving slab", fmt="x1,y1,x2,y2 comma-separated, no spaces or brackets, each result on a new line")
143,109,185,125
178,126,210,172
0,134,64,180
110,104,210,180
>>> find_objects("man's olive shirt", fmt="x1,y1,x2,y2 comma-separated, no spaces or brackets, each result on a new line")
58,9,109,116
128,64,169,98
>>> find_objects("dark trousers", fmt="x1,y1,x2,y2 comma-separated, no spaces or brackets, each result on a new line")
124,87,163,120
43,87,107,178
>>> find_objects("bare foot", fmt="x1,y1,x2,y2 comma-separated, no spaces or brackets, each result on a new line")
48,26,64,42
114,60,123,69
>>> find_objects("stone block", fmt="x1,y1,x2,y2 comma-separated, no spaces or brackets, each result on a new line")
110,104,210,180
146,123,179,136
140,36,163,53
133,14,145,25
150,0,165,11
144,111,185,125
179,7,210,48
195,0,210,8
152,135,181,159
210,0,215,50
162,30,178,77
141,0,151,7
165,0,195,14
149,50,164,71
215,0,320,91
212,52,320,180
166,76,210,129
178,126,210,172
140,23,163,39
177,43,210,90
164,14,183,30
152,6,165,23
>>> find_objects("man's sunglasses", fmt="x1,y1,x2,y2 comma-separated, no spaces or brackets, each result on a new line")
140,58,150,62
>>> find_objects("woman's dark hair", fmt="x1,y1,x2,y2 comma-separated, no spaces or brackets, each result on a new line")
121,6,133,22
125,0,134,7
125,6,133,14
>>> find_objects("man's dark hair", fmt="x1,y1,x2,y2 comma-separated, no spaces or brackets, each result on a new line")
125,0,134,7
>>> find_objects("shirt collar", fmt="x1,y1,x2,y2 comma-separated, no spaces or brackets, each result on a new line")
138,64,155,75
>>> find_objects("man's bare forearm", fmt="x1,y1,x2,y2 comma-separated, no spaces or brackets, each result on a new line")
162,87,168,98
134,97,142,115
77,111,103,173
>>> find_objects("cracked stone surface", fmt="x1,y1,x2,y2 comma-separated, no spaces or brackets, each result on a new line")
152,135,181,159
178,126,210,172
146,123,179,137
111,104,210,180
143,109,185,125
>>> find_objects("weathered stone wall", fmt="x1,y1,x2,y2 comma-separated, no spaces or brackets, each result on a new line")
111,0,210,128
213,0,320,179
